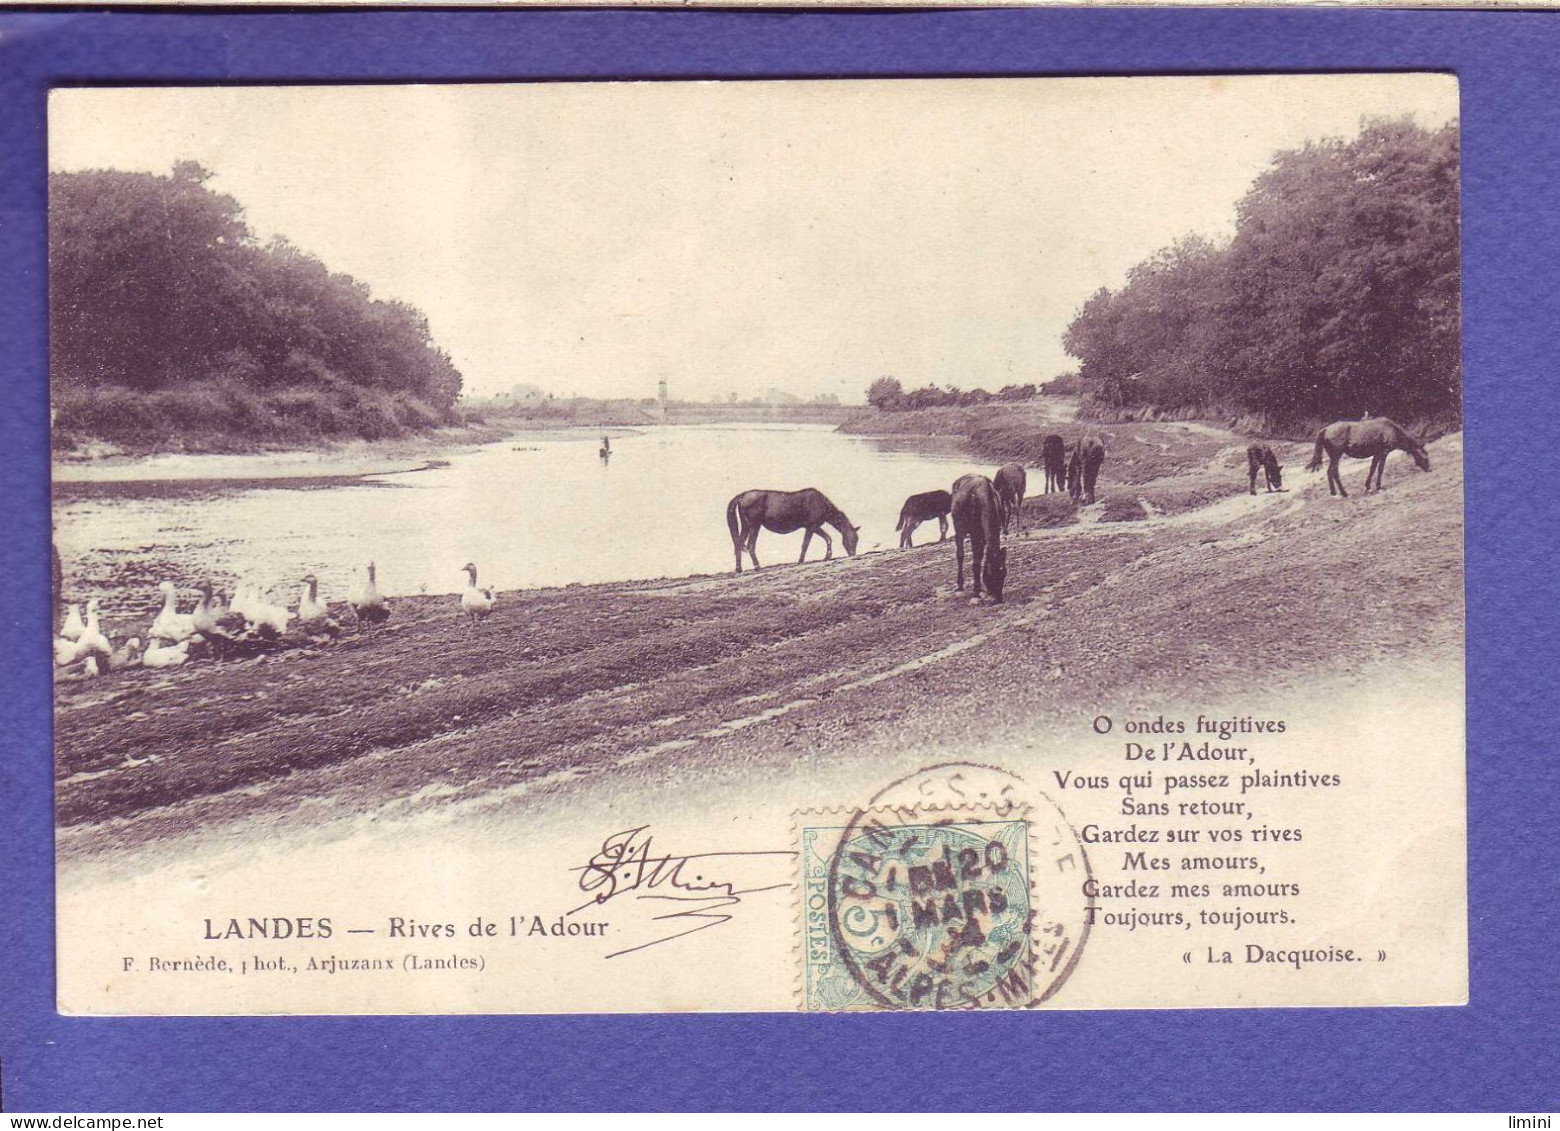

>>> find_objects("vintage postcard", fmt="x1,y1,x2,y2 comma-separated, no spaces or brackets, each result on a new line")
50,75,1465,1014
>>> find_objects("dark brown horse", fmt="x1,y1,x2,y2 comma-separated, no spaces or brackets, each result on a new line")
993,464,1027,535
1068,436,1106,504
951,474,1007,603
1305,418,1430,496
1041,434,1067,494
896,489,952,548
1247,443,1283,495
727,488,860,572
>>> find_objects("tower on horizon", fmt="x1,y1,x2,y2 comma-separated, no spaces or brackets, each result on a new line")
657,378,668,418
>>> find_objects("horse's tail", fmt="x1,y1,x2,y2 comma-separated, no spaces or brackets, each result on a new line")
726,494,743,546
894,503,909,532
1305,429,1326,472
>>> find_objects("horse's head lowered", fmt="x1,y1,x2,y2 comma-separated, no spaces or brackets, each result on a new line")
842,524,861,557
984,545,1007,603
1409,443,1431,472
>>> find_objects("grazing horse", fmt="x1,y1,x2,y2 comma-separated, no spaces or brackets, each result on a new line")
727,488,860,572
1041,435,1067,494
1247,443,1283,495
896,489,952,548
1306,418,1430,496
993,464,1027,535
951,474,1008,603
1068,436,1106,504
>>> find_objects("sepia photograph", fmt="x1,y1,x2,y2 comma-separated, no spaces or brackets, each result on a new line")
48,75,1465,1015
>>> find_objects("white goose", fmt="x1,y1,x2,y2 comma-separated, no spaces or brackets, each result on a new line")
460,562,495,623
350,562,390,627
57,599,113,666
193,581,228,635
107,636,143,671
246,586,293,637
54,635,84,667
141,638,191,669
297,573,342,639
149,581,197,643
60,603,85,641
83,598,112,653
229,582,254,622
298,574,329,625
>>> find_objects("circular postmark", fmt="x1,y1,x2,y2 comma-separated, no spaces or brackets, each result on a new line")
828,810,1032,1009
818,761,1092,1009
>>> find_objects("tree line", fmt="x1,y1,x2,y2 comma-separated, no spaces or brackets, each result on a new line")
51,162,463,450
1063,118,1460,432
867,378,1039,411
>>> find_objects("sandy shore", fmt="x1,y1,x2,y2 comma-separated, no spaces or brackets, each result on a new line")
51,425,523,486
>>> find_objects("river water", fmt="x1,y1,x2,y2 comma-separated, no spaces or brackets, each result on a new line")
54,424,984,614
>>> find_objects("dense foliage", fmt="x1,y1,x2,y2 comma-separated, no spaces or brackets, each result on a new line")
1063,119,1460,430
866,377,1037,411
51,163,463,449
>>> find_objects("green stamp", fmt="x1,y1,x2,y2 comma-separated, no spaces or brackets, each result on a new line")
800,810,1034,1011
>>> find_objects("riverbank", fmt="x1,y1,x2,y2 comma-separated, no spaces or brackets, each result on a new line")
484,401,854,427
52,419,524,483
55,422,1463,859
837,399,1075,463
839,395,1460,456
54,401,856,470
838,397,1261,491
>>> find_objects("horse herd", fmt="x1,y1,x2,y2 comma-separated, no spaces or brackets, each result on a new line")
724,431,1109,604
722,416,1433,607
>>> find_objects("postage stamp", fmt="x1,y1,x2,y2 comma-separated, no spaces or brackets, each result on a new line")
799,761,1093,1011
800,807,1035,1010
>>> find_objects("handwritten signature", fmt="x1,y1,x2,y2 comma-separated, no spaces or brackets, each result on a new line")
568,826,794,959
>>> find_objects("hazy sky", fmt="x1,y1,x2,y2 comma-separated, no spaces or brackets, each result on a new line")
50,76,1456,403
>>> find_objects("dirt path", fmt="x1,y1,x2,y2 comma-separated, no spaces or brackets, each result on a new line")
55,429,1463,863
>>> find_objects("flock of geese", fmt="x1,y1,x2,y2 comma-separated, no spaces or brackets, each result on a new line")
54,560,497,679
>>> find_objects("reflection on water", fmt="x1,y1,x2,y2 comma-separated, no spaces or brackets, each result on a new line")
55,424,980,608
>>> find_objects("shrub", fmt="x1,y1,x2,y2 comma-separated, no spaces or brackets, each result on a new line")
53,384,166,446
268,386,353,435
